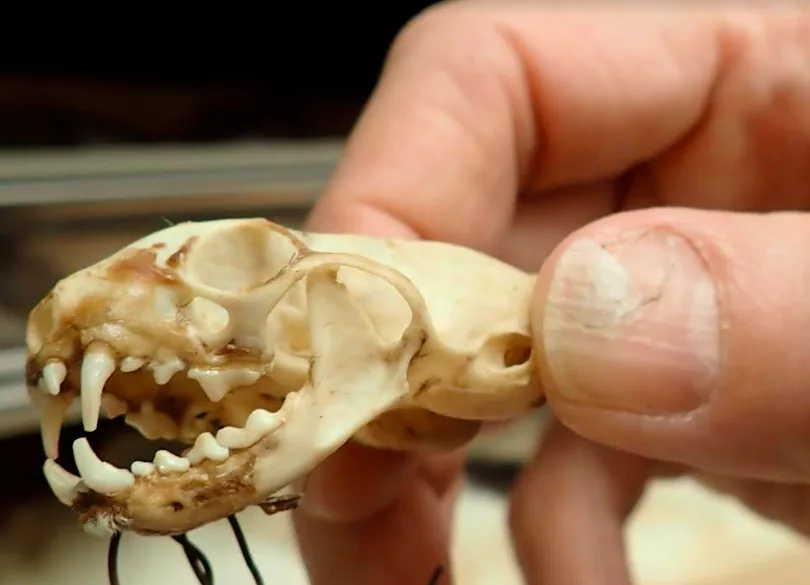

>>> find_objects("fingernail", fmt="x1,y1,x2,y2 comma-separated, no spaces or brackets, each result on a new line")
541,230,721,414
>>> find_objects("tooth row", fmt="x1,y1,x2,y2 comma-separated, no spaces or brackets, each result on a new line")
41,407,286,508
74,345,187,432
215,408,285,449
37,352,185,396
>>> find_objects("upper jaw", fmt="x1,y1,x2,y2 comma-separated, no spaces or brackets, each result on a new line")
24,219,428,535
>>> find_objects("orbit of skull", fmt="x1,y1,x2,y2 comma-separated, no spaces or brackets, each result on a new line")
26,218,539,536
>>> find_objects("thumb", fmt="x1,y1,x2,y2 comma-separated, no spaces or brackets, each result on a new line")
531,207,810,482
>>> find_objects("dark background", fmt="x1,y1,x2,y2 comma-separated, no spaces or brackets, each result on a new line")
0,5,440,146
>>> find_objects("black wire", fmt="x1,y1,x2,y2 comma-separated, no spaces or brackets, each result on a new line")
171,534,215,584
428,565,444,585
107,516,266,585
227,514,264,585
108,532,122,585
108,530,215,585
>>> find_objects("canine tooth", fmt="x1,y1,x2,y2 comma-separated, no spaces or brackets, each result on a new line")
216,408,283,450
120,356,145,373
186,432,229,465
43,460,81,506
187,367,261,402
101,395,128,418
81,342,116,432
149,357,185,385
73,438,134,494
153,450,190,474
28,390,71,459
131,461,155,477
41,361,67,395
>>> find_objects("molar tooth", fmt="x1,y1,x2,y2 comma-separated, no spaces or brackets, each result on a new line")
80,342,116,432
40,361,67,395
216,408,284,450
43,460,81,506
149,357,185,385
124,401,178,441
119,356,145,373
186,432,229,465
72,438,134,494
187,367,261,402
101,395,128,418
131,461,155,477
153,450,191,474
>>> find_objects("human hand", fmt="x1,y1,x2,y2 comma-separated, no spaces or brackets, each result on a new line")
294,2,810,584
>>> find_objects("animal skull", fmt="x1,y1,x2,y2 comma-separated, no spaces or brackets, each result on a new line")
26,218,540,536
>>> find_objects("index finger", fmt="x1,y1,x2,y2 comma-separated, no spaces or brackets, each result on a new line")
307,1,729,253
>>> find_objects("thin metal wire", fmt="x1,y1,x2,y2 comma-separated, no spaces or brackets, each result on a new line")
107,514,264,585
226,515,264,585
428,565,444,585
107,532,122,585
171,534,214,584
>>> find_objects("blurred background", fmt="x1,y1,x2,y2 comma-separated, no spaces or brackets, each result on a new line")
1,5,809,584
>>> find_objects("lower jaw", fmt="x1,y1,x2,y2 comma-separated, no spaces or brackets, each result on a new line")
67,434,293,537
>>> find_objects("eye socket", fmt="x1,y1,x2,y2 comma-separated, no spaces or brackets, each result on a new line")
182,221,300,292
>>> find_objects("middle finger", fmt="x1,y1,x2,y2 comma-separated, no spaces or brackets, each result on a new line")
509,420,649,585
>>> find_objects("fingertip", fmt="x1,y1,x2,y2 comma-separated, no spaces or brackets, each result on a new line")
532,208,810,480
509,421,646,584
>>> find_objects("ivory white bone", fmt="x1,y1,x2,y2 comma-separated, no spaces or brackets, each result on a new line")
25,218,540,536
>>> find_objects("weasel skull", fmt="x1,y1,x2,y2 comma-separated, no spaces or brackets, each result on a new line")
26,218,540,536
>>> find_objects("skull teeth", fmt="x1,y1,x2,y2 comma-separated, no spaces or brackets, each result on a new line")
119,356,145,373
186,432,230,465
80,342,117,432
43,459,81,505
72,437,135,494
33,345,287,503
215,407,285,449
130,461,155,476
153,450,191,474
187,367,261,402
148,357,186,385
40,361,67,395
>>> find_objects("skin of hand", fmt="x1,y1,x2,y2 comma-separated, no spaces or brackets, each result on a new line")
292,2,810,584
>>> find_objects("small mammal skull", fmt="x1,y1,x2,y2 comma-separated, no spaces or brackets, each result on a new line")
26,218,540,536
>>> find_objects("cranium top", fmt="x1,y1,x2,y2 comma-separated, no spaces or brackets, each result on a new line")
26,218,540,536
